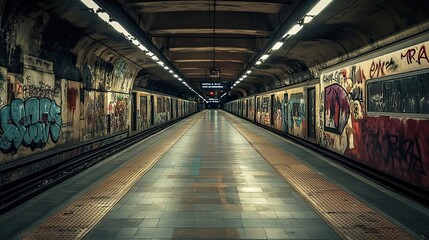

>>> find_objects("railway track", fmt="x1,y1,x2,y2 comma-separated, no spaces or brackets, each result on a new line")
0,116,189,214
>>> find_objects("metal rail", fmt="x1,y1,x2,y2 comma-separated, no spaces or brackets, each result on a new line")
0,115,192,214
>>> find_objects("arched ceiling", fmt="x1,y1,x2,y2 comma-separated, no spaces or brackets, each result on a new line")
32,0,429,98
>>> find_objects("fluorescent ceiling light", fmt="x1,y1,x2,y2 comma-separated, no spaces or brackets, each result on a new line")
243,75,247,78
169,70,174,74
307,0,332,16
109,21,130,36
97,12,110,23
146,51,154,56
124,35,133,41
138,44,147,51
173,74,179,78
246,70,252,74
81,0,99,10
131,39,140,46
157,61,164,66
283,24,303,38
303,16,314,24
255,60,262,66
178,78,182,81
151,55,158,61
260,54,270,61
164,66,169,70
271,41,284,51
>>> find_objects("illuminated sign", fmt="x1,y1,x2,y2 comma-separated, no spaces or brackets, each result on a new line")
201,82,230,90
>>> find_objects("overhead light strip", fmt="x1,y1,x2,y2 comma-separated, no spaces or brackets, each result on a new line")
80,0,207,102
231,0,332,90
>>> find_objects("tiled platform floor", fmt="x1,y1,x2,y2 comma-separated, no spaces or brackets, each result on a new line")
85,110,339,239
2,110,427,240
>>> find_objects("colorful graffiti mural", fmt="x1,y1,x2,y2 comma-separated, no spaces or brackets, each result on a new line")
288,93,305,132
0,98,62,153
0,67,8,107
324,84,350,135
84,91,95,140
108,93,129,133
319,40,429,189
273,94,283,130
61,80,81,143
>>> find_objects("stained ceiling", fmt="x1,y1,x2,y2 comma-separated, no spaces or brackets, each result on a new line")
36,0,429,99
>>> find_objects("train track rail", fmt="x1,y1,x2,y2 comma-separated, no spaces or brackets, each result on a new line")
0,116,190,214
237,115,429,207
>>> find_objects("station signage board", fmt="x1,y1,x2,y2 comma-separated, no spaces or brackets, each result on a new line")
201,82,230,90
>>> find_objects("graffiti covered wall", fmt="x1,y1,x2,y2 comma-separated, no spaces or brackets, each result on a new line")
108,92,129,133
138,93,150,131
247,97,254,121
259,96,271,126
320,40,429,189
272,93,284,131
0,57,63,163
61,80,81,144
287,91,306,138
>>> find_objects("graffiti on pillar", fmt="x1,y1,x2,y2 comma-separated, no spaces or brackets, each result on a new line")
0,98,62,153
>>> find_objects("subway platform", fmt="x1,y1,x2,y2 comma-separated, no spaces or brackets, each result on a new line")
0,110,428,239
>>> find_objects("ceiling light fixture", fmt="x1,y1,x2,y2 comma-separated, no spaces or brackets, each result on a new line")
307,0,333,16
138,44,147,52
271,41,284,51
260,54,270,61
81,0,99,10
80,0,207,102
232,0,333,91
146,51,154,57
283,24,303,38
303,15,314,24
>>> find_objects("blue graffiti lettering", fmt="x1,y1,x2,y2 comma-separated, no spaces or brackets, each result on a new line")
0,98,62,153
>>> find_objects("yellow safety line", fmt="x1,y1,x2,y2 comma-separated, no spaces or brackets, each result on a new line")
222,111,414,240
21,112,203,240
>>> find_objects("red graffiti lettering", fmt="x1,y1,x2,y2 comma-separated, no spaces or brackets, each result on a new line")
401,45,429,65
418,45,429,64
369,60,385,78
401,48,416,64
